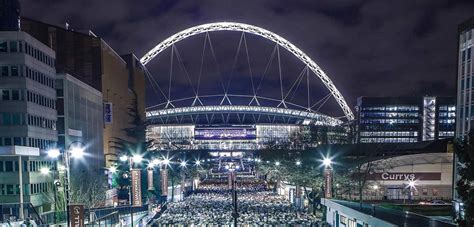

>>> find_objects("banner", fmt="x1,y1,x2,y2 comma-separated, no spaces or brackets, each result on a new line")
324,168,333,199
147,168,154,191
69,204,85,227
160,168,168,196
131,169,142,206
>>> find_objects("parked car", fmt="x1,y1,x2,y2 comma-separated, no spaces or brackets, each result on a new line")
419,200,450,205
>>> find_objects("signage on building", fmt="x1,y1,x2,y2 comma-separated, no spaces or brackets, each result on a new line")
68,204,85,227
367,172,441,181
104,102,113,124
161,168,168,196
324,168,333,198
68,128,83,137
131,169,142,206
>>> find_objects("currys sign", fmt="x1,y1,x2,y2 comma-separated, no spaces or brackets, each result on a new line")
367,172,441,181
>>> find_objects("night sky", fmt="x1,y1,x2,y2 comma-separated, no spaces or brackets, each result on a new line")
21,0,474,118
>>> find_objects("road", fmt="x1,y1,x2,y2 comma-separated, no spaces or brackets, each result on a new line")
333,200,455,227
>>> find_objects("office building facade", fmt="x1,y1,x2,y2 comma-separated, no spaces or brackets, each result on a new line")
454,16,474,222
21,18,146,167
0,31,57,222
55,73,103,173
356,96,455,143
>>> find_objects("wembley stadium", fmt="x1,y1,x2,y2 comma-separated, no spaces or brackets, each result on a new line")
142,22,353,151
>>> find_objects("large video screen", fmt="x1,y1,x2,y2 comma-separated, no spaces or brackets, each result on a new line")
195,125,256,140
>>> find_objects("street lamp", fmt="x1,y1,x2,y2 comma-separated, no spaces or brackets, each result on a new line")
109,166,117,174
296,160,301,166
47,141,86,226
40,167,51,175
119,155,128,162
321,157,333,199
180,161,187,167
323,158,332,168
119,154,143,227
227,163,239,227
275,161,280,166
132,154,143,163
47,149,60,159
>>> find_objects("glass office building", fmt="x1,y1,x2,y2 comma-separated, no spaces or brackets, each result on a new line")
454,16,474,222
356,97,455,143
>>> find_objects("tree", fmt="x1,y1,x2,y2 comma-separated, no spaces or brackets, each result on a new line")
256,149,324,207
70,170,108,207
454,131,474,226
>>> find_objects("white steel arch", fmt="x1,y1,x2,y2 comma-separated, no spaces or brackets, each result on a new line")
140,22,354,121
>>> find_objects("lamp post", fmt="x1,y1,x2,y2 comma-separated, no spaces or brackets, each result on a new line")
322,157,333,199
47,141,85,226
226,163,239,227
64,142,85,227
120,154,144,227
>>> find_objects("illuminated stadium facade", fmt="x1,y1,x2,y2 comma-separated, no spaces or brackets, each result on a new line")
142,22,353,150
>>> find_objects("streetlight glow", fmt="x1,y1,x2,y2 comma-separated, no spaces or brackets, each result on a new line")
296,160,301,166
70,147,85,158
47,149,60,159
323,158,332,167
109,166,117,173
195,160,201,166
132,154,143,163
180,161,187,167
372,185,379,190
162,158,170,165
152,159,161,166
408,180,416,188
40,167,50,175
275,161,280,166
58,165,66,171
119,155,128,162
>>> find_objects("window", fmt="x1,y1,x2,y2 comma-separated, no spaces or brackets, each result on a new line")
2,90,10,100
0,42,6,52
11,90,19,100
4,138,12,146
11,66,18,76
6,185,14,195
422,188,428,196
1,66,7,76
5,161,13,172
2,113,11,125
9,42,17,52
11,113,20,124
433,188,439,196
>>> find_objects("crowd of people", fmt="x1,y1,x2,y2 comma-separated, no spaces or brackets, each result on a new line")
153,179,321,226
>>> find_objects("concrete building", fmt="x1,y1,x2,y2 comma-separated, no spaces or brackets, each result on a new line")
20,18,146,167
337,153,453,201
0,31,57,222
55,73,103,173
454,16,474,222
356,96,455,143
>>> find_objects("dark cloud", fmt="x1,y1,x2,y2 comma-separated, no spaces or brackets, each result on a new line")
20,0,474,117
